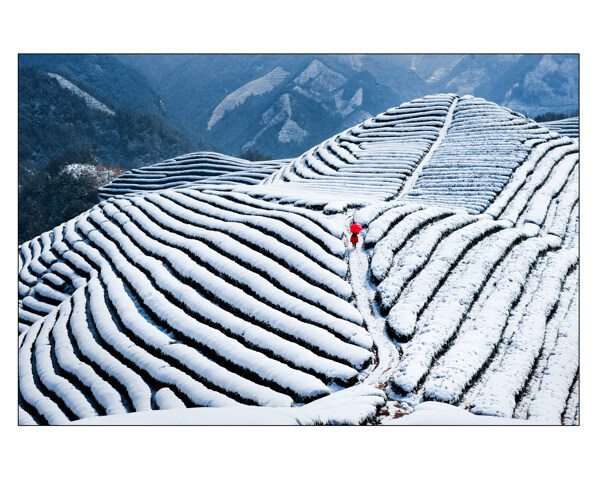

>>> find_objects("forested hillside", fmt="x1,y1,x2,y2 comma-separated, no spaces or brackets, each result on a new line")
18,66,196,242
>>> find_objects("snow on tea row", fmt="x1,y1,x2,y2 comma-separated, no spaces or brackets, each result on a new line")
540,117,579,138
19,188,357,332
356,196,578,422
250,94,458,210
18,189,373,423
98,152,289,200
404,96,561,213
18,189,349,331
485,136,579,230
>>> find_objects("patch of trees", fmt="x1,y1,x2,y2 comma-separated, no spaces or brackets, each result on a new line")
240,149,273,161
534,110,579,123
19,149,109,244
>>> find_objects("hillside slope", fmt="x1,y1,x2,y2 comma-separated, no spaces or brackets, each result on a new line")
18,94,578,425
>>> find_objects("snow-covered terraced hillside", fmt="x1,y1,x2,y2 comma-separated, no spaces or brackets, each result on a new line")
98,152,289,200
352,109,578,422
242,95,566,215
18,189,373,424
250,94,458,210
18,93,578,425
540,117,579,138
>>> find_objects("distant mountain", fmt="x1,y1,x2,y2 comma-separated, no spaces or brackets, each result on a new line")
119,54,578,158
18,66,195,169
19,54,167,118
119,55,403,158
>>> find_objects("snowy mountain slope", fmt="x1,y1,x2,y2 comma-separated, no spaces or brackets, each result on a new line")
346,98,578,423
18,93,578,425
98,152,290,200
208,67,289,131
47,73,115,116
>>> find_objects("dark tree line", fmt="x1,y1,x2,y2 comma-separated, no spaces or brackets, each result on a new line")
18,149,112,244
534,110,579,123
240,148,273,161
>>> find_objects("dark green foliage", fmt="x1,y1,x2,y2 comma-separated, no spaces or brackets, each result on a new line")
534,110,579,123
18,149,101,244
240,149,273,161
19,67,196,169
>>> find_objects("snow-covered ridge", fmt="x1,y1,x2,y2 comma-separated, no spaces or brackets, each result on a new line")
47,73,115,116
207,67,289,131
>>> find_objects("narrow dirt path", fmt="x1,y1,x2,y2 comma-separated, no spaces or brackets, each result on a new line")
349,246,398,388
347,231,412,422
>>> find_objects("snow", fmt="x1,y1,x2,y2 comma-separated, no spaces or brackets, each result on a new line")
184,190,346,257
117,198,358,326
138,193,352,298
278,118,308,143
364,204,423,247
377,213,477,312
19,319,71,425
385,216,506,341
52,298,128,416
470,249,578,417
521,153,578,226
540,116,579,138
70,384,385,425
34,309,98,420
76,214,338,399
396,95,459,198
47,73,115,115
99,153,290,199
485,137,576,219
92,205,371,368
384,401,541,425
370,207,454,282
155,388,187,410
70,285,154,412
422,235,561,404
548,169,578,239
207,67,288,130
391,227,530,395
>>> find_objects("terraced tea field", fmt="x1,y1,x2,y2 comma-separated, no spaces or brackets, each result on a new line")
18,94,578,425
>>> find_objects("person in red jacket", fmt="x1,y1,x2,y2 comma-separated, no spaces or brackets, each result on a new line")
350,223,362,249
